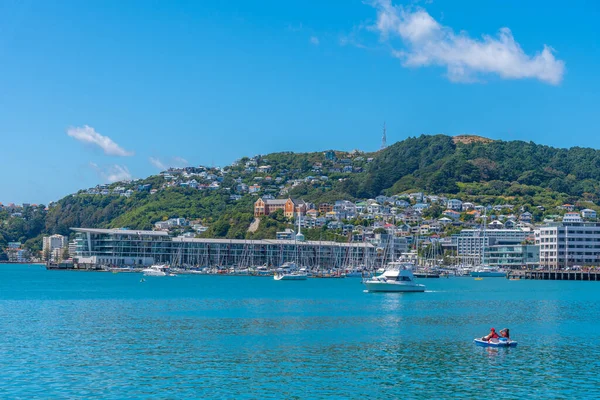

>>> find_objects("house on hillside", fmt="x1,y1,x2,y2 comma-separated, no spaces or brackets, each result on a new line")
413,203,429,212
249,185,261,193
443,209,461,220
447,199,463,211
582,209,597,219
488,220,504,229
395,199,410,208
519,212,533,223
253,197,309,218
559,204,575,212
563,212,583,223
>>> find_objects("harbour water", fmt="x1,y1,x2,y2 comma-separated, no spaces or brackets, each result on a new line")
2,264,600,399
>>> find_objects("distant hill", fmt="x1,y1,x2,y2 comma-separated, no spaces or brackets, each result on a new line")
343,134,600,202
5,134,600,250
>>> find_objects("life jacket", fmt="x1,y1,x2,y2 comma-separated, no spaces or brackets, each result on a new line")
490,332,499,339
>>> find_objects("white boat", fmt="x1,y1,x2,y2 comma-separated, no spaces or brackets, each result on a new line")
470,266,506,278
273,262,307,280
364,262,425,292
274,272,308,281
252,265,273,277
142,264,171,277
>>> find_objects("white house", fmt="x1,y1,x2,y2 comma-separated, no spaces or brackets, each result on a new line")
447,199,463,211
563,212,583,223
443,209,461,220
582,209,597,219
413,203,430,212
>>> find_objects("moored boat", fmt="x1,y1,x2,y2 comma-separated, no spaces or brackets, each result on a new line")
142,264,176,277
274,272,308,281
273,262,307,281
470,266,507,278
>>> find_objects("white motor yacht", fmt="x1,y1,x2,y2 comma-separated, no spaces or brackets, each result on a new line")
364,262,425,292
142,265,171,277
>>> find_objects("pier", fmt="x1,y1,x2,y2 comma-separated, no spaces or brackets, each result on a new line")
508,269,600,281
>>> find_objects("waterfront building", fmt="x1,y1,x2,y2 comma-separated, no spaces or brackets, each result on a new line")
448,229,532,265
485,244,539,268
535,222,600,268
43,234,68,261
42,235,67,253
6,242,26,262
71,227,379,269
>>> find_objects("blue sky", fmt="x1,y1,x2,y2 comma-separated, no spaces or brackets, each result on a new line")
1,0,599,204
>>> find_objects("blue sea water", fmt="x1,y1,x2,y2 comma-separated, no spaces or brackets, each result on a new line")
1,265,600,399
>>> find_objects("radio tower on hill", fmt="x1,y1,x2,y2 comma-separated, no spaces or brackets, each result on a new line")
381,122,387,150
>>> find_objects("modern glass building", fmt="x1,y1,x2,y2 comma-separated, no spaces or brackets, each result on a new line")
71,228,379,269
485,244,539,268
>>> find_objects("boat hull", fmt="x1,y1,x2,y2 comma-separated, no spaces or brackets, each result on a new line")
364,281,425,292
143,271,166,276
473,338,517,348
274,274,307,281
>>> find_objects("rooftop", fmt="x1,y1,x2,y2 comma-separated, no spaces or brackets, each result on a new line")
71,228,169,237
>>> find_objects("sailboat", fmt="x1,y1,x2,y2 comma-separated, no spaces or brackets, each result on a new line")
274,213,307,281
470,209,506,278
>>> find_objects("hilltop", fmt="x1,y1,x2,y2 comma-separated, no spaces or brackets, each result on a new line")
3,134,600,257
452,135,495,145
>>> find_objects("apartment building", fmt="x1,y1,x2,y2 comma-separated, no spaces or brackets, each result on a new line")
535,222,600,268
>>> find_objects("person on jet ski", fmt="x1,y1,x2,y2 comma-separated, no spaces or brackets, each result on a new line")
500,328,510,339
482,327,499,341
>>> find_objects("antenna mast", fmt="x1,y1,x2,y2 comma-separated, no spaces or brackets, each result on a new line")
381,122,387,150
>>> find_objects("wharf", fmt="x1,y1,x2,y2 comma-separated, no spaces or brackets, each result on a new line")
508,269,600,281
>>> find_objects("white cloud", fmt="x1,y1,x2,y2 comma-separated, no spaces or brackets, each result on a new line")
149,157,166,170
89,163,132,183
369,0,565,84
310,36,320,45
67,125,134,156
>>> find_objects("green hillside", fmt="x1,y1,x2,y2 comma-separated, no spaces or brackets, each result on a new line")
345,134,600,203
4,134,600,256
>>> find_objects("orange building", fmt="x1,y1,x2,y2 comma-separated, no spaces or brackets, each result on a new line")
318,203,333,213
254,198,309,218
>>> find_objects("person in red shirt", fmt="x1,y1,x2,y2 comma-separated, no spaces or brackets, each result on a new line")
482,328,500,341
